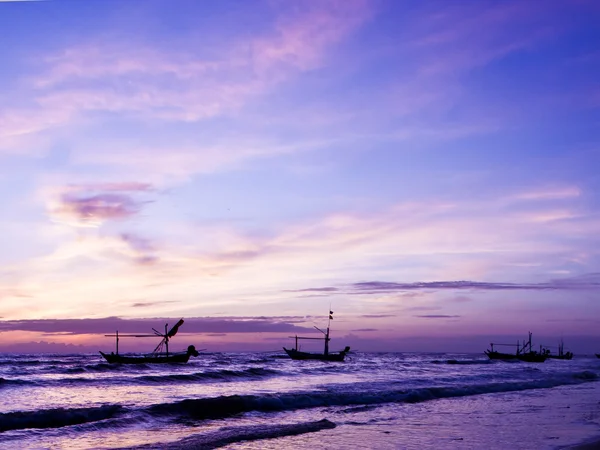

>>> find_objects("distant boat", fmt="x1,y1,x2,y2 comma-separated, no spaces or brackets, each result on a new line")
99,319,199,364
485,332,547,362
543,339,573,360
283,310,350,362
596,353,600,359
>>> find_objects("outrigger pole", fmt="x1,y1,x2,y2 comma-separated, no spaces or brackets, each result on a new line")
489,331,535,355
104,319,185,356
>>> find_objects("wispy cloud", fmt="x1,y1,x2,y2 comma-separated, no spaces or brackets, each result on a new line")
289,273,600,297
14,0,373,130
283,287,339,293
359,314,396,319
509,186,582,202
353,276,600,292
414,315,461,319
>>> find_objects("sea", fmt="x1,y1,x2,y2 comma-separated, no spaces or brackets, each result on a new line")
1,351,600,450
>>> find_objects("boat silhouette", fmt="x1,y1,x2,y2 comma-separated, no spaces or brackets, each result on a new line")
99,318,199,364
485,332,547,362
542,339,573,360
283,310,350,362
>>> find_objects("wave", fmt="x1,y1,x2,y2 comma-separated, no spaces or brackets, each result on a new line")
0,405,123,433
0,359,69,367
145,370,598,421
2,366,282,390
447,359,493,365
136,367,280,384
432,359,492,365
0,377,34,387
121,419,336,449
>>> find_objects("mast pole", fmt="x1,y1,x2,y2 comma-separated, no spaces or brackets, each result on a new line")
116,330,119,355
165,323,169,357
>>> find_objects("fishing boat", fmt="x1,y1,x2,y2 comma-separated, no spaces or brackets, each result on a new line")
543,339,573,360
485,332,547,362
283,310,350,362
596,353,600,359
99,318,199,364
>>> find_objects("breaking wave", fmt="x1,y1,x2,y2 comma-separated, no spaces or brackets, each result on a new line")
0,405,123,432
122,419,336,449
146,370,599,421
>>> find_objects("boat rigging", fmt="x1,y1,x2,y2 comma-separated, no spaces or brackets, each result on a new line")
99,318,200,364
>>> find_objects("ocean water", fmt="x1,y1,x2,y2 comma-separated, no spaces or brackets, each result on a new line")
1,352,599,449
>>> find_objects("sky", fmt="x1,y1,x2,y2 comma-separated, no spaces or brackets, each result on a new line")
0,0,599,354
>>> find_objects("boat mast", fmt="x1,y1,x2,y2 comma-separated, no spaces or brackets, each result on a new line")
116,330,119,355
324,309,333,356
164,323,169,357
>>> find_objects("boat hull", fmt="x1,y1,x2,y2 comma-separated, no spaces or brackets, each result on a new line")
283,347,347,362
99,351,192,364
485,350,518,360
485,350,546,362
596,353,600,359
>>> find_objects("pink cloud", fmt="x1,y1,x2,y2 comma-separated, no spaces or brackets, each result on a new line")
510,186,581,201
57,193,142,220
46,183,154,227
19,0,373,126
251,0,373,74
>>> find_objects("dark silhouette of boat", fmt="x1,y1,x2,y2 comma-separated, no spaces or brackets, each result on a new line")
99,318,199,364
485,332,547,362
596,353,600,359
283,310,350,362
543,339,573,360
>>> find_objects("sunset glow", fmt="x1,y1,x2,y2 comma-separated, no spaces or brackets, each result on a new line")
1,0,599,353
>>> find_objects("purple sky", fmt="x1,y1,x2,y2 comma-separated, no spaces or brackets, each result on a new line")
1,0,599,353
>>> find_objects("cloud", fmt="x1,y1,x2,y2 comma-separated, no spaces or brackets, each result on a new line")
359,314,395,318
283,287,339,293
120,233,158,265
130,300,179,308
3,184,599,323
58,193,143,222
66,182,154,193
414,315,461,319
275,273,600,299
46,183,154,227
0,316,315,335
351,276,600,292
409,2,568,75
13,0,373,129
510,186,582,202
